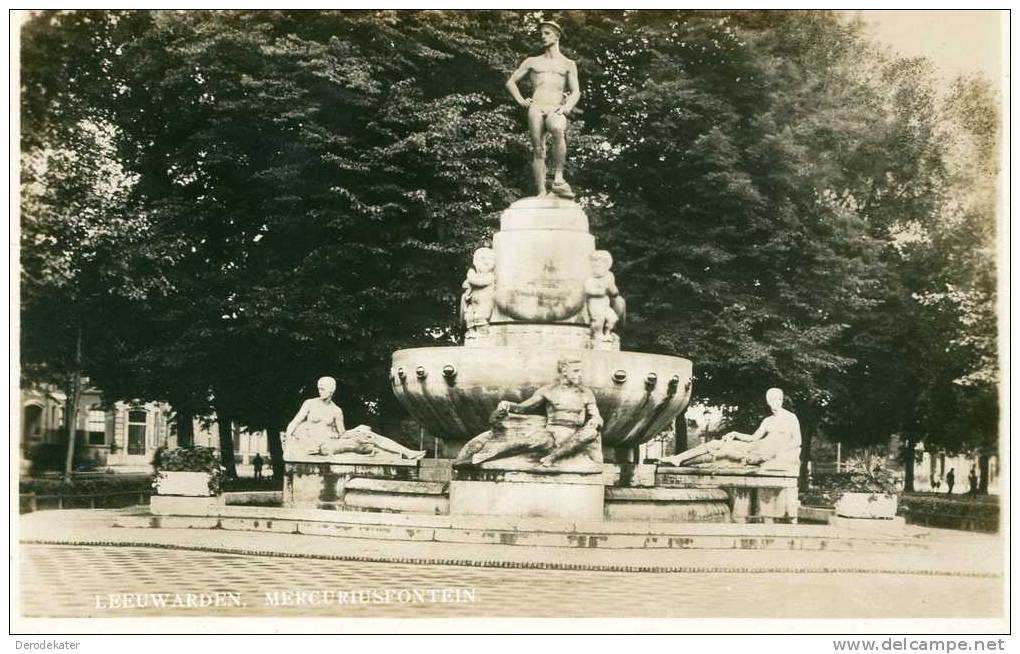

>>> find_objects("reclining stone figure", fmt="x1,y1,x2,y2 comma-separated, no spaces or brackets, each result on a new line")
660,387,801,473
284,376,425,460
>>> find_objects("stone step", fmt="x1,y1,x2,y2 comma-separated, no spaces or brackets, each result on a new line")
344,478,447,495
112,505,927,552
605,487,729,502
342,478,449,514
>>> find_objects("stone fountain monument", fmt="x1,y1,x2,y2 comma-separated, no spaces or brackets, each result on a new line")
390,195,693,517
389,21,692,518
283,21,798,524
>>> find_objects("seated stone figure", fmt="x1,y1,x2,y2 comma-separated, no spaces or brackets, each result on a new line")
660,388,801,472
454,357,603,470
453,408,553,467
284,376,425,460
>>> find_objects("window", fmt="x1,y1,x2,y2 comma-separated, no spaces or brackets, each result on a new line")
87,409,106,445
127,410,147,455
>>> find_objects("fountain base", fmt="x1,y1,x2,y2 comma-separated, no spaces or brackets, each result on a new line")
450,467,604,519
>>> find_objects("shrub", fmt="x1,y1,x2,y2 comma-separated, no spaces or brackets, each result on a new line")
154,446,226,495
898,493,999,532
802,457,900,508
222,476,282,492
20,474,153,495
19,474,154,512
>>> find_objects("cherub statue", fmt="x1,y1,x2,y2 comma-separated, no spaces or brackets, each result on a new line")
460,247,496,339
584,250,625,344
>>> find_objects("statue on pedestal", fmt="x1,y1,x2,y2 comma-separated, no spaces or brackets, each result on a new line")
284,376,425,460
506,20,580,199
454,357,603,470
584,250,625,347
460,247,496,339
660,388,801,472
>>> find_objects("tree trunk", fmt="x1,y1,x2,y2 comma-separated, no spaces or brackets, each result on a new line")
978,453,990,495
62,327,83,482
902,437,915,493
217,414,237,478
674,411,688,455
798,406,814,492
267,421,285,484
175,411,194,448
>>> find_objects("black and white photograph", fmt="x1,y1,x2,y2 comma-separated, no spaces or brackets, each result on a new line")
11,7,1008,639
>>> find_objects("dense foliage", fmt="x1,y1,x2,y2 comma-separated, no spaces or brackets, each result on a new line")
898,493,999,533
20,10,1000,477
154,446,227,494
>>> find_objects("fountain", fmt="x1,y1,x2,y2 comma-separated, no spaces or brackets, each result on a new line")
390,197,693,461
283,22,797,525
389,196,697,518
113,24,930,561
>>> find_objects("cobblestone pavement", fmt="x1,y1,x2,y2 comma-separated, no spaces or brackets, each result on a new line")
17,509,1005,576
20,544,1003,619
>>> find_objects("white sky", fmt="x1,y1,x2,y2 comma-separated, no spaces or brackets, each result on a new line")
853,10,1005,88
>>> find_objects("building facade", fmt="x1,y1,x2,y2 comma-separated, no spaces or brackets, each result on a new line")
20,383,271,474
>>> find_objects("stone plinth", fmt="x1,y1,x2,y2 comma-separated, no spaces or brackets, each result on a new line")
834,492,898,519
150,494,224,516
464,323,594,350
342,478,449,515
284,459,421,509
656,467,800,523
604,487,731,522
154,471,214,496
418,458,454,482
450,467,604,519
830,515,907,534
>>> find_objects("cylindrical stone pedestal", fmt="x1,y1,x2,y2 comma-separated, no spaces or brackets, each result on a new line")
450,467,604,519
491,197,594,323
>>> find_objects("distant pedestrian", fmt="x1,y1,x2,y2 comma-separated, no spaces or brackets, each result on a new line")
968,467,978,495
946,468,955,494
931,474,941,493
253,453,264,480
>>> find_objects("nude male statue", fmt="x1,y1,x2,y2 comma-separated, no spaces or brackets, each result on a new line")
453,357,603,469
506,20,581,199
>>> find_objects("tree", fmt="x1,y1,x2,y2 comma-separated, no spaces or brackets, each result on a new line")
20,10,999,484
566,12,898,484
21,11,176,477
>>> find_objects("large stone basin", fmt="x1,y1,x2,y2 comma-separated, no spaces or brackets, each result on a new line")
391,346,692,458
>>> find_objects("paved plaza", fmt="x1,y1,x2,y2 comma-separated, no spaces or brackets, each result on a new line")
18,543,1003,619
16,510,1004,620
